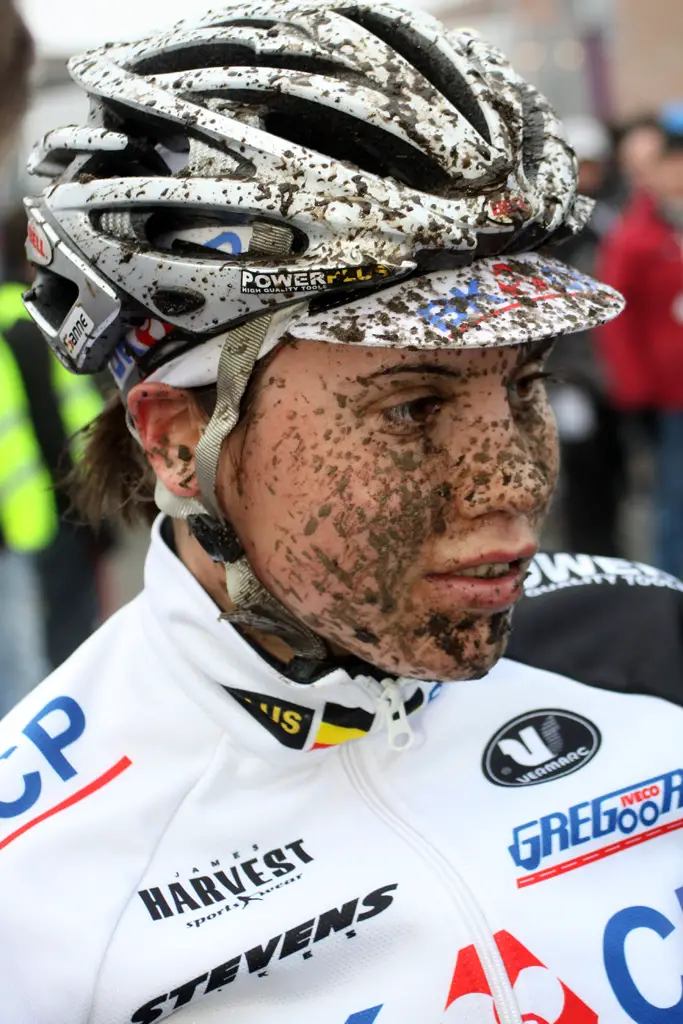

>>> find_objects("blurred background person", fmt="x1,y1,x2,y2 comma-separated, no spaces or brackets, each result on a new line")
0,0,46,714
0,0,33,162
546,115,625,555
615,114,665,199
0,282,52,707
0,206,109,716
598,102,683,579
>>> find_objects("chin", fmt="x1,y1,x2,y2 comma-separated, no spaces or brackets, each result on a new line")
395,643,507,683
412,608,513,682
339,609,514,683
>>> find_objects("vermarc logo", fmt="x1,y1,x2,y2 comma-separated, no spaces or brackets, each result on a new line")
482,709,601,787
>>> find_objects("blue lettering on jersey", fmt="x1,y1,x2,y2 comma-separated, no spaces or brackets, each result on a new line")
604,887,683,1022
345,1007,383,1024
0,696,86,818
509,769,683,873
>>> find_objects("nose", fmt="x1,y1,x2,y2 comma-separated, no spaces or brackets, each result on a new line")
450,414,556,521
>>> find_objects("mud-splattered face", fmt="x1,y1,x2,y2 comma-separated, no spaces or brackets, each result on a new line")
219,339,558,681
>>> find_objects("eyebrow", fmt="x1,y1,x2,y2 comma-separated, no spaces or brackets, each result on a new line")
361,362,464,382
360,340,556,384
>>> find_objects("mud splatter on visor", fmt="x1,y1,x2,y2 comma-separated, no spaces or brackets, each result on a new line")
111,252,623,393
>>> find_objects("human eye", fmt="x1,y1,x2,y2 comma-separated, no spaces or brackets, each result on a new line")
381,395,443,433
508,369,554,411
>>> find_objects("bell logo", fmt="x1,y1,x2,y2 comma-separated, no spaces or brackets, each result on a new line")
446,931,597,1022
26,218,53,266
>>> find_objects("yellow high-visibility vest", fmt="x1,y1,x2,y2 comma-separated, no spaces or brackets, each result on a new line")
0,283,104,552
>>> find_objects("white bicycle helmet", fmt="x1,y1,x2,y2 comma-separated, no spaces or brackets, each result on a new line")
22,0,623,657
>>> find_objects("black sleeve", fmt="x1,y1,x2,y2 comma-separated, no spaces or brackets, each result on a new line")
506,553,683,707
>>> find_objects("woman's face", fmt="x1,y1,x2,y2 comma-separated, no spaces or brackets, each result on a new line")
219,339,558,681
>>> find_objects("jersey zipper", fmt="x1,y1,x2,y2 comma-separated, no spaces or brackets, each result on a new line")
340,736,522,1024
377,678,415,751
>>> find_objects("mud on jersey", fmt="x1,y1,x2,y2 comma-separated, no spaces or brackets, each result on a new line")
0,522,682,1023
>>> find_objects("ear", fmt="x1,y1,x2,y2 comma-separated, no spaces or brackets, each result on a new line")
127,382,205,498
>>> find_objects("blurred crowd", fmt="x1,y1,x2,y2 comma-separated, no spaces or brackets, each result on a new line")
547,107,683,578
0,0,683,716
0,0,114,717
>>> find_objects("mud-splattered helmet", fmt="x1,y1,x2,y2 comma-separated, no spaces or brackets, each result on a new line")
25,0,600,378
22,1,623,656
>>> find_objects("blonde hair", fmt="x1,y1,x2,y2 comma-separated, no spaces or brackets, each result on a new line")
70,390,158,527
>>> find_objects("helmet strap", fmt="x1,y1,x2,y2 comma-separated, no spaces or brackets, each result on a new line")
176,220,329,661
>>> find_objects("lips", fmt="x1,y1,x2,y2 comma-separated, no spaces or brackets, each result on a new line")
420,549,536,611
426,547,537,578
456,560,520,579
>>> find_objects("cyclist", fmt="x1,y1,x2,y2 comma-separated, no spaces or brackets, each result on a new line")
2,4,682,1022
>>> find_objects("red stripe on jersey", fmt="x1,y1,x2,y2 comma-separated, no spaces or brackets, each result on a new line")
0,756,132,852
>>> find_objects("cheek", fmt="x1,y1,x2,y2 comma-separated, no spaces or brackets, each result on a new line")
536,399,560,487
227,409,357,581
516,395,560,493
234,415,441,611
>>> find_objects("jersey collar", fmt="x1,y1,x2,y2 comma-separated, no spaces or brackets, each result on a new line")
143,516,441,759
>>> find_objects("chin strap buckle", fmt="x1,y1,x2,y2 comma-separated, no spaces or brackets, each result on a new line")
188,514,244,563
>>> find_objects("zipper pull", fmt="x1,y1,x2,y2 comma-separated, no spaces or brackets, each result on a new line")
379,680,415,752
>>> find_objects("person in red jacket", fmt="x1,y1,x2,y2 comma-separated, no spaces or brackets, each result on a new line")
597,102,683,578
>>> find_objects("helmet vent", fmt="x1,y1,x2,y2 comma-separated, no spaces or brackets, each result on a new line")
99,103,254,180
27,270,79,332
337,7,492,145
151,287,206,316
130,43,352,80
211,19,281,29
212,90,452,191
520,84,546,182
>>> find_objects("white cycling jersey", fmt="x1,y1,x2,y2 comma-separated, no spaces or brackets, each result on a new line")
1,517,682,1024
